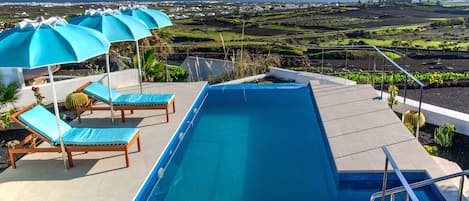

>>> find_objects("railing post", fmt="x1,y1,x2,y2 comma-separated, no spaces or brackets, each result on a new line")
345,48,348,69
458,175,464,201
321,48,324,74
404,74,408,104
416,86,423,140
380,59,385,100
381,158,389,201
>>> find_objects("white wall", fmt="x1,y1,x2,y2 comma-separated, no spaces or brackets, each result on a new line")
267,67,356,85
15,69,139,108
380,91,469,136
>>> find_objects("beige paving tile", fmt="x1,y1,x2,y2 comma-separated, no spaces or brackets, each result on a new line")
0,82,206,201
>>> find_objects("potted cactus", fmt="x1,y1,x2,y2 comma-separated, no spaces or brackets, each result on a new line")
403,110,425,129
65,92,89,110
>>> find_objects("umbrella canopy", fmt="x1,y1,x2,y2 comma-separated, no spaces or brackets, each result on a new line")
119,5,172,29
0,17,110,68
70,8,153,118
0,16,110,169
69,8,152,43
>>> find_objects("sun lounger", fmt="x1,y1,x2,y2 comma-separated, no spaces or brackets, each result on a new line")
75,81,176,123
9,104,141,168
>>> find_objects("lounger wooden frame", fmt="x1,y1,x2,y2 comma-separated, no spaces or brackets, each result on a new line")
75,81,176,123
8,103,141,169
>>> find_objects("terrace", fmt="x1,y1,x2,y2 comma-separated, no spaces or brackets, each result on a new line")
0,39,468,200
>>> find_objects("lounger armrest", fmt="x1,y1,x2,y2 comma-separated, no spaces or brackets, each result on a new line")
74,81,93,93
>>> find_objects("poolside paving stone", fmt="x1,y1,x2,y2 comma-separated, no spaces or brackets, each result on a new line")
0,82,206,201
312,82,468,200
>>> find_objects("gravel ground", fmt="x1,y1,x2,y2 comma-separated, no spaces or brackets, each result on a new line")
398,86,469,114
419,124,469,170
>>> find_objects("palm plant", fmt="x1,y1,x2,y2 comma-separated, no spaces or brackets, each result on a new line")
0,81,18,128
0,82,18,108
133,48,165,82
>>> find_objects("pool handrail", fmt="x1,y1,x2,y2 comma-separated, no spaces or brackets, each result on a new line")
370,146,468,201
373,146,419,201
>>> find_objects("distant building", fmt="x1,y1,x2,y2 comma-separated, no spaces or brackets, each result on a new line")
387,0,412,4
12,12,29,18
181,56,235,82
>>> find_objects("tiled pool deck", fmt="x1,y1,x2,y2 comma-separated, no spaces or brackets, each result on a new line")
0,82,207,201
0,81,465,200
312,83,467,200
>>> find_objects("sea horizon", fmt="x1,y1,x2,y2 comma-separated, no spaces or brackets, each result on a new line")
0,0,358,4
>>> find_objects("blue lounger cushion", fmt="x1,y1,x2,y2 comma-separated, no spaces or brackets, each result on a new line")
83,82,120,103
60,128,138,145
18,105,138,145
18,105,72,143
114,94,174,105
83,82,174,105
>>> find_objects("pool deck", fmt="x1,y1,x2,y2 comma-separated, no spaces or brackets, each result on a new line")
0,81,466,201
0,82,207,201
312,82,468,200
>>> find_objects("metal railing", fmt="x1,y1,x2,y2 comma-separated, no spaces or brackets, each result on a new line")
136,44,426,138
371,146,468,201
373,146,420,201
311,45,426,139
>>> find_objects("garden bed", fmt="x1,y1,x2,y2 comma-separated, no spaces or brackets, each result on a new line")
419,123,469,171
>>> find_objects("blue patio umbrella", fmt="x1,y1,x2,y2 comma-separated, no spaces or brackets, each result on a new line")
119,5,172,29
0,17,110,169
120,5,172,92
70,8,152,101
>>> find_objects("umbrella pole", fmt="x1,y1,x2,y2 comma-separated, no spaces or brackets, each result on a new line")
48,65,69,169
136,41,143,94
105,54,115,123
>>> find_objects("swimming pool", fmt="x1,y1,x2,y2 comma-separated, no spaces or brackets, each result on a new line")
135,83,445,201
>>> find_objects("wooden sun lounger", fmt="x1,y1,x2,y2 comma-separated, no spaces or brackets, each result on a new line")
75,81,176,123
8,103,141,169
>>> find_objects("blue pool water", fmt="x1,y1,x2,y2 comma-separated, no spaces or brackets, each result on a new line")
338,172,445,201
148,84,338,201
136,83,445,201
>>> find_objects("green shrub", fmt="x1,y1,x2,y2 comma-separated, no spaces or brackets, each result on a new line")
434,123,455,148
429,72,443,85
0,108,16,129
0,82,18,107
423,145,439,156
167,66,187,82
65,92,89,110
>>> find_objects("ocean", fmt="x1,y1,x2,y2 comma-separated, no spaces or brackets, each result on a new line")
0,0,352,3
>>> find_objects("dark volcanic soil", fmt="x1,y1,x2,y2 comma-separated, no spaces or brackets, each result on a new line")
311,57,469,73
419,124,469,170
